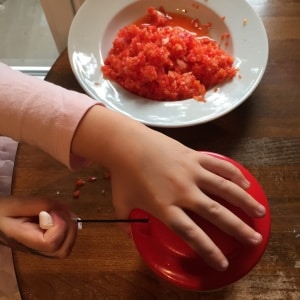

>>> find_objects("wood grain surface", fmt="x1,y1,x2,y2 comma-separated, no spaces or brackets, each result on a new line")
12,1,300,299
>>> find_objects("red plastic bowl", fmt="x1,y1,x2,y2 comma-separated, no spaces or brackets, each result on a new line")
130,152,271,291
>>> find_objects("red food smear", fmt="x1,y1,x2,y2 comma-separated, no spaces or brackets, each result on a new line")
76,178,86,187
102,7,236,101
73,190,80,199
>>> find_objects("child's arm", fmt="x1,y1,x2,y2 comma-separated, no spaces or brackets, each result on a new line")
71,105,266,271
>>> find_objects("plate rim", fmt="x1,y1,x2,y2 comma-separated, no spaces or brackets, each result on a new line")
68,0,269,128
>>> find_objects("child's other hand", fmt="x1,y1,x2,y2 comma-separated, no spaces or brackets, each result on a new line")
0,197,78,258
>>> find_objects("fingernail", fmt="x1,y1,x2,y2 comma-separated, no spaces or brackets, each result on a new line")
219,259,229,271
39,211,54,230
242,179,250,189
251,232,263,244
256,204,266,217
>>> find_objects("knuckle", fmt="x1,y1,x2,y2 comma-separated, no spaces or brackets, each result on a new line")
206,200,223,217
42,234,63,253
171,222,198,244
44,239,61,253
217,177,230,191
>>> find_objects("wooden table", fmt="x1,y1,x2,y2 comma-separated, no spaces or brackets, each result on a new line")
12,1,300,299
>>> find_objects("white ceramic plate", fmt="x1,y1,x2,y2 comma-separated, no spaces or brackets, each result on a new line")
68,0,268,128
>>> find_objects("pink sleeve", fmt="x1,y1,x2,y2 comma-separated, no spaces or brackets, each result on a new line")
0,63,101,170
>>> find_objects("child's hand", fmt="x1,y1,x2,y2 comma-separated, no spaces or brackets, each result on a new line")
0,197,78,258
108,130,266,271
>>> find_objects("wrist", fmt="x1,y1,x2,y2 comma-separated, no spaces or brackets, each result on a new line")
71,106,148,170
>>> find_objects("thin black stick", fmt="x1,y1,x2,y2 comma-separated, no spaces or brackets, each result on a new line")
76,218,149,223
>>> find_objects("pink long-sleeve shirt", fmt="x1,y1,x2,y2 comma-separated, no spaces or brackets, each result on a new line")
0,63,99,169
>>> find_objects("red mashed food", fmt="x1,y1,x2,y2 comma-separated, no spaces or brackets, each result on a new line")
102,7,237,101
